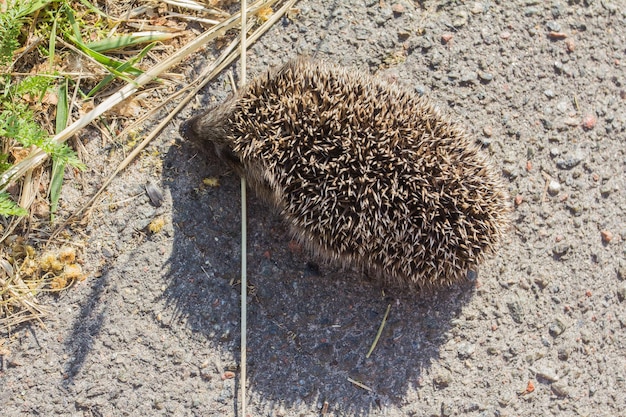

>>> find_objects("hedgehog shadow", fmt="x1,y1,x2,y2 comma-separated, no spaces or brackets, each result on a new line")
164,137,473,414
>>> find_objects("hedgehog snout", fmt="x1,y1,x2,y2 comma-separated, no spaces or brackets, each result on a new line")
179,119,194,141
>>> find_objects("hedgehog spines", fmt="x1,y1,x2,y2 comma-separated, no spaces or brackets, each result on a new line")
181,57,510,290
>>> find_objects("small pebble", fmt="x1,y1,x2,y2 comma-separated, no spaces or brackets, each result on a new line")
557,346,571,361
500,31,511,40
548,32,567,40
483,126,493,137
565,39,576,52
452,11,468,28
554,61,563,72
617,283,626,302
222,371,235,380
548,180,561,195
549,147,560,157
601,230,613,244
514,194,524,206
556,154,583,170
433,369,452,388
535,366,559,382
544,89,555,98
580,329,592,344
549,319,567,337
461,71,478,84
506,298,524,324
441,33,454,43
391,3,404,15
552,242,570,257
479,71,494,82
618,261,626,281
546,21,561,32
582,114,597,130
457,342,475,359
552,379,570,397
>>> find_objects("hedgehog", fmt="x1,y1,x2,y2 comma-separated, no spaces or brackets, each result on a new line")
180,57,510,290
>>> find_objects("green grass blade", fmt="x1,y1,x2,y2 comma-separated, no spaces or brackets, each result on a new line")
86,32,178,53
16,0,59,18
63,1,83,44
55,79,68,135
86,43,155,97
49,79,69,221
66,34,143,77
48,10,58,72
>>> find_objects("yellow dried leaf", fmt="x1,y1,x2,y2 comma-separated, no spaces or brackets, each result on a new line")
149,217,166,233
58,246,76,264
257,7,273,22
202,177,220,187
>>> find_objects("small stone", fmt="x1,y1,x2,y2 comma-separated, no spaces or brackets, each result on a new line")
391,3,404,15
461,71,478,84
552,379,570,397
556,154,583,170
222,371,235,380
601,230,613,244
441,400,454,416
582,114,597,130
616,282,626,302
441,33,454,43
534,275,550,289
580,329,592,344
548,180,561,196
452,11,468,28
433,369,452,388
549,318,567,337
487,346,500,355
548,31,567,39
552,242,570,257
524,6,540,16
397,30,410,41
514,194,524,206
556,100,570,114
506,298,524,324
565,38,576,52
618,261,626,281
554,60,564,72
500,31,511,40
549,147,560,157
479,71,493,82
535,366,559,382
557,346,571,360
546,21,562,32
566,203,583,216
102,246,114,258
457,342,475,359
483,126,493,137
600,183,613,197
544,89,555,98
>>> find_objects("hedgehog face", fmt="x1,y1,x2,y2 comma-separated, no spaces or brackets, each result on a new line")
179,102,245,176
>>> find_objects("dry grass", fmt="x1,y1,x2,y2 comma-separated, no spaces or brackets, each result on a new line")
0,0,298,334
